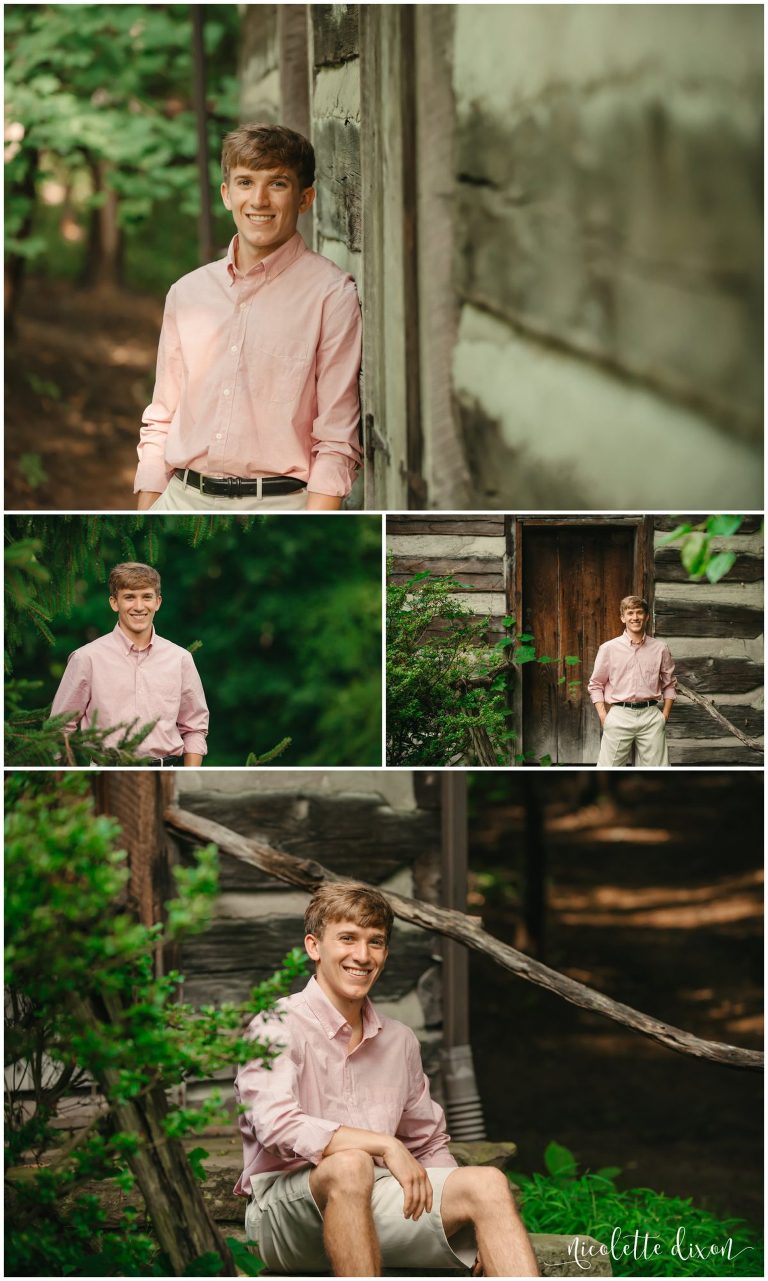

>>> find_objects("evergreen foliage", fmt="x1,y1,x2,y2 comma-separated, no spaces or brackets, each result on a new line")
5,772,305,1276
5,515,382,766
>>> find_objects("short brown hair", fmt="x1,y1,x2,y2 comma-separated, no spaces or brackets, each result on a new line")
109,563,161,597
620,595,649,614
221,122,315,189
304,883,394,944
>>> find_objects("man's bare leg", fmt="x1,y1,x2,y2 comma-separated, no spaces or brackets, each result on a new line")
310,1149,382,1276
441,1166,540,1277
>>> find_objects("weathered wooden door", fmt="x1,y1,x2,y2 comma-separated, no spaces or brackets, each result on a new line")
518,522,651,764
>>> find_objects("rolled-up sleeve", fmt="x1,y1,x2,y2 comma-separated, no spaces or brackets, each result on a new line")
588,644,610,704
308,278,363,498
660,644,677,701
396,1031,456,1168
177,652,209,757
49,651,91,732
235,1018,341,1167
135,286,181,494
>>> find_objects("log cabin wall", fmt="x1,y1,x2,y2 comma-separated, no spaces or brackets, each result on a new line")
654,517,764,765
388,516,764,764
172,770,445,1103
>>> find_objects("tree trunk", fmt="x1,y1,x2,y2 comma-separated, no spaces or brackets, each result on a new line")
66,990,235,1276
81,156,123,289
5,147,39,338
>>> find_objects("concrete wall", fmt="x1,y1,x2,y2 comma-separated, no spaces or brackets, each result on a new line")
450,4,763,510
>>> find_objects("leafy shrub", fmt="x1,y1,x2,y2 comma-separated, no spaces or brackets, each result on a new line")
513,1143,762,1277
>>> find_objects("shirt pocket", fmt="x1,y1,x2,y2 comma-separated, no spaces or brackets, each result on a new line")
252,337,311,404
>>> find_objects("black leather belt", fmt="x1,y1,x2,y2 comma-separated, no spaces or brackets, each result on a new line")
145,756,187,767
174,469,307,497
611,700,660,709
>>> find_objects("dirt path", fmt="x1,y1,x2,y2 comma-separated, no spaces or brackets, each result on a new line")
5,278,163,510
468,773,763,1226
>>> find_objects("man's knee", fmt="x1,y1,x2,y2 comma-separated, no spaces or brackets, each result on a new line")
442,1165,517,1233
311,1149,375,1207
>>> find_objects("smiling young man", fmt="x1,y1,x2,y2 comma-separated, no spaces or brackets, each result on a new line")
49,562,208,766
234,884,539,1277
135,123,362,512
588,595,677,767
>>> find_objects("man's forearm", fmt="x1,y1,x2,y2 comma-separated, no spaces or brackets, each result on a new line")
594,699,608,722
183,752,203,767
662,698,674,721
136,491,161,511
322,1125,398,1160
306,491,342,511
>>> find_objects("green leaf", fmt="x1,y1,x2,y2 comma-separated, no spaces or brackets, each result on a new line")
502,616,515,627
543,1140,578,1181
536,655,553,664
680,531,708,577
595,1165,622,1182
704,551,736,584
705,515,743,537
187,1146,209,1182
518,632,535,642
564,655,581,666
539,754,552,767
656,522,692,547
226,1237,266,1276
516,645,536,665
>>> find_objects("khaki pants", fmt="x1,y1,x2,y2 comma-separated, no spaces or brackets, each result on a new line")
149,474,309,512
597,704,669,767
245,1165,476,1274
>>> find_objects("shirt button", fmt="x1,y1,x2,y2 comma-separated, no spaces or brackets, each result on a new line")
231,345,238,353
215,433,222,440
239,302,247,310
223,388,230,397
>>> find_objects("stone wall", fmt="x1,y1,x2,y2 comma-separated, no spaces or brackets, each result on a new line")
450,4,763,511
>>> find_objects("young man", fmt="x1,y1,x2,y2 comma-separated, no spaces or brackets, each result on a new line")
588,595,677,767
135,123,362,513
49,562,208,766
234,884,539,1277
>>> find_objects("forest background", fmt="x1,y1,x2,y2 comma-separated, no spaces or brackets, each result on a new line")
5,515,383,766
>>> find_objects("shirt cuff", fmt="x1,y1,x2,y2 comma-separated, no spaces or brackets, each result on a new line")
292,1118,342,1166
307,455,358,499
180,733,208,756
134,461,172,494
662,687,677,700
589,691,606,704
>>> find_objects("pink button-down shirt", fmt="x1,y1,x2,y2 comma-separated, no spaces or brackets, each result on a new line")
588,630,677,704
135,232,362,498
50,624,208,758
233,976,456,1196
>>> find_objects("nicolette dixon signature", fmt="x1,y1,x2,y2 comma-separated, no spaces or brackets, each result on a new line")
567,1227,754,1270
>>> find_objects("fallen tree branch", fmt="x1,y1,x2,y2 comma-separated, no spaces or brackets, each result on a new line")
676,681,763,752
165,805,762,1072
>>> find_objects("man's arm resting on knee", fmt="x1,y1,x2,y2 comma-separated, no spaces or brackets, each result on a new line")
322,1126,433,1220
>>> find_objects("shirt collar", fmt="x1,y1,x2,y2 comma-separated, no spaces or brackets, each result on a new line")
622,628,647,648
112,622,155,655
226,230,306,285
302,974,382,1042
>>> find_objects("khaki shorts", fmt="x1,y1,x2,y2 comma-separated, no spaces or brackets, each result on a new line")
245,1165,476,1274
149,473,309,512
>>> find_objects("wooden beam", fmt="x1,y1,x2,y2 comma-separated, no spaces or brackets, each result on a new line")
676,680,764,752
165,805,763,1072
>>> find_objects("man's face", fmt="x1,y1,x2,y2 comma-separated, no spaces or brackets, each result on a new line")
109,586,161,637
305,918,388,1009
221,165,315,269
621,604,648,638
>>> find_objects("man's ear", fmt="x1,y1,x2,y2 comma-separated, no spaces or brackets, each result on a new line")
221,180,232,211
299,186,316,215
109,595,119,614
304,933,321,962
